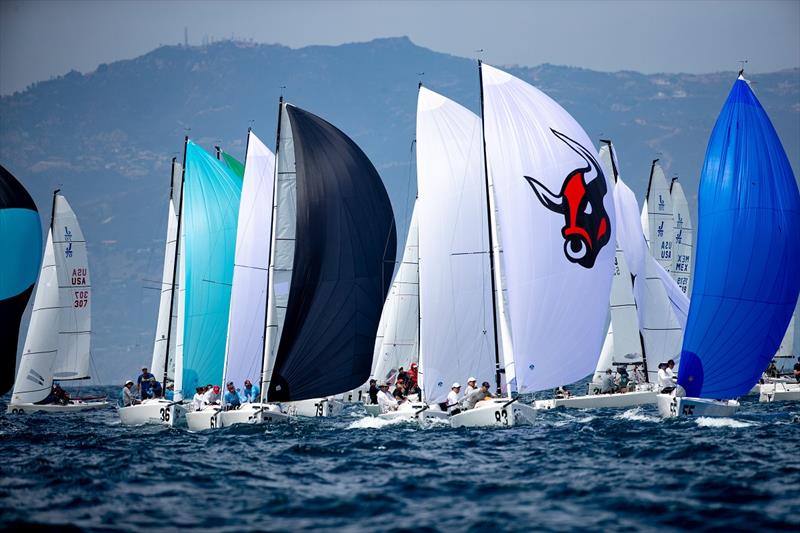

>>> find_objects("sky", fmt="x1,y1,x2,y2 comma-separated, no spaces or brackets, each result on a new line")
1,0,798,95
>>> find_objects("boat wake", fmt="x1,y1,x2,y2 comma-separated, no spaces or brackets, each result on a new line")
345,416,409,430
694,417,753,429
615,407,661,423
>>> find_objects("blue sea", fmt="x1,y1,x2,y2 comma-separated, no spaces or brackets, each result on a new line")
1,384,798,532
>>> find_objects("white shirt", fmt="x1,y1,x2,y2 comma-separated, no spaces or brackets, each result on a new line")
665,367,676,382
203,390,220,405
631,368,645,384
657,368,675,389
191,393,206,411
377,390,397,413
446,390,461,413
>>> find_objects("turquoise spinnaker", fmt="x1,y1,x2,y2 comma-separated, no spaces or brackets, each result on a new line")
182,141,242,394
677,77,800,399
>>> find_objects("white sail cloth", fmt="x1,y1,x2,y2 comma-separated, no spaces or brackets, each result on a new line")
614,176,689,379
669,179,693,295
372,204,419,386
11,231,59,404
416,87,496,404
150,199,178,378
51,194,91,380
480,64,615,393
222,131,275,392
644,161,674,274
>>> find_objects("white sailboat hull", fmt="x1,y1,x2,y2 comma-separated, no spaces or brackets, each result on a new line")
534,390,657,410
186,403,290,431
656,394,740,418
376,402,448,422
117,399,186,427
7,399,109,414
449,398,536,428
364,403,382,417
281,398,342,418
759,382,800,403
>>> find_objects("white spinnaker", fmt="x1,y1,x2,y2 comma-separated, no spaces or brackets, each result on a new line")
645,161,674,273
11,231,59,404
150,198,178,378
775,313,796,374
261,104,297,398
222,131,275,392
669,178,693,296
615,177,688,381
480,63,615,392
51,195,91,380
372,204,419,386
416,87,496,404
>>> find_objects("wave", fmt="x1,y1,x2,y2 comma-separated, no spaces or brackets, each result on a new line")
695,417,753,429
615,407,661,423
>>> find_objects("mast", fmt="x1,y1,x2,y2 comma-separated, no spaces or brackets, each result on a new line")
477,60,503,395
258,98,283,403
646,159,658,202
215,146,221,160
50,189,61,232
162,139,188,390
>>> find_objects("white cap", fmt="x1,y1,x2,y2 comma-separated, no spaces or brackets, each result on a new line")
452,382,461,388
125,380,134,385
467,377,477,383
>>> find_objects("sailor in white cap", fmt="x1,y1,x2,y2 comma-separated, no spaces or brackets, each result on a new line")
121,380,139,407
377,381,398,414
464,377,478,397
446,383,462,415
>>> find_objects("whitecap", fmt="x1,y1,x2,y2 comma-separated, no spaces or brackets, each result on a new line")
615,408,661,423
695,417,752,429
345,416,408,430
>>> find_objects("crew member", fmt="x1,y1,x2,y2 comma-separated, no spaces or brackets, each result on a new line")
462,381,495,410
446,383,462,415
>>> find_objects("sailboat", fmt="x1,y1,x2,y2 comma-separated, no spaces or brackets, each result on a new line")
759,313,800,403
1,164,42,396
118,158,184,426
224,99,396,420
442,62,615,427
657,73,800,417
8,191,108,414
185,130,291,430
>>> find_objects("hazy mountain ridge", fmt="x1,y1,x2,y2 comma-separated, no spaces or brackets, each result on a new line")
1,36,798,384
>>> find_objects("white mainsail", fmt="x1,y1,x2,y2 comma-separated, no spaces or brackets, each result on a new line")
222,131,275,391
480,63,616,392
372,204,419,386
644,160,674,274
173,200,186,400
11,231,59,404
416,87,496,404
261,104,297,398
150,198,178,378
669,178,693,296
594,144,643,380
51,194,91,380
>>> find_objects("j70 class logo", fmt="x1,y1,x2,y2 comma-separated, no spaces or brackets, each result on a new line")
524,129,611,269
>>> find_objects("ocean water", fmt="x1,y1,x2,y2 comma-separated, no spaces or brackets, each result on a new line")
1,385,798,532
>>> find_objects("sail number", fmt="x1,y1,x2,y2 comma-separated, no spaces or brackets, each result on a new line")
494,409,509,426
159,408,170,422
73,290,88,308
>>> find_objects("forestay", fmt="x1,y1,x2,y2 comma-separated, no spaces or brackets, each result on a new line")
416,87,496,404
266,104,396,402
372,204,419,386
11,231,58,404
480,63,615,392
51,194,91,380
678,77,800,399
179,141,242,397
222,131,275,393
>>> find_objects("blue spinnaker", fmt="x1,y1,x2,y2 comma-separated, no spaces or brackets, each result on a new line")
182,141,242,394
678,78,800,399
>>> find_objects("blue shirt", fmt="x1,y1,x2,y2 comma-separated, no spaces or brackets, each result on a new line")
224,390,242,407
242,384,260,403
165,389,174,401
138,372,154,395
